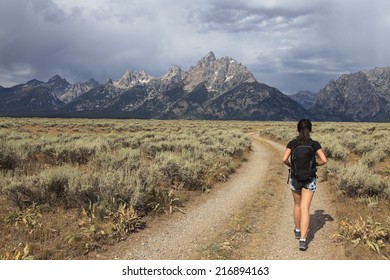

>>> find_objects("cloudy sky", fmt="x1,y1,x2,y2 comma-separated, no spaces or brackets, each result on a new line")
1,0,389,94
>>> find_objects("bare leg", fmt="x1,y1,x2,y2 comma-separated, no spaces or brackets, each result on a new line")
300,188,315,239
291,190,301,230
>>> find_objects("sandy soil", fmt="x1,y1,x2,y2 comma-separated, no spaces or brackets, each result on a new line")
98,134,345,260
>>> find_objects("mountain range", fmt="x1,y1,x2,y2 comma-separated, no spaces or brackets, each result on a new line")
1,52,389,121
311,67,390,121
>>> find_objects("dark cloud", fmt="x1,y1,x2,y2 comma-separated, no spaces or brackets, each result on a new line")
0,0,73,82
0,0,167,85
187,1,313,33
1,0,390,94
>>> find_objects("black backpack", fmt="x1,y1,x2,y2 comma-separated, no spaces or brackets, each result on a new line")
290,140,317,182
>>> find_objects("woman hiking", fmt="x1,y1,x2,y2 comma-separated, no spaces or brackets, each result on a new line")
282,119,328,251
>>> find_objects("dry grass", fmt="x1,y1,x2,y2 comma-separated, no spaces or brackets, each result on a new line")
0,118,256,259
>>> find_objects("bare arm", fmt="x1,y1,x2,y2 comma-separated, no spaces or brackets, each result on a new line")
316,148,328,166
282,148,292,167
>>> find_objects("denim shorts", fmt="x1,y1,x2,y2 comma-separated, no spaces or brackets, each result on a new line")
290,177,317,192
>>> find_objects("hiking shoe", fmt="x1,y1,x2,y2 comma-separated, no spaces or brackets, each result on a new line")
294,228,301,239
299,239,308,251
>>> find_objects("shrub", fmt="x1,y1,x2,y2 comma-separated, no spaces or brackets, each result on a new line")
90,148,141,171
0,142,19,170
4,181,42,210
3,166,76,209
354,140,376,155
322,159,342,182
361,149,387,167
319,136,348,161
336,216,389,254
39,168,70,206
338,163,388,197
109,204,146,238
341,131,358,150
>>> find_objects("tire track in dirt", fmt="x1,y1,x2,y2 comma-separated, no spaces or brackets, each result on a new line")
99,134,345,260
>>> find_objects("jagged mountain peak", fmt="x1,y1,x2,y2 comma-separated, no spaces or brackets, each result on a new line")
114,69,154,88
365,66,390,77
85,78,100,87
145,65,184,92
26,79,44,87
45,74,71,97
184,52,256,93
47,75,70,88
58,78,100,104
196,51,216,68
162,65,182,80
364,67,390,95
107,52,257,94
48,74,67,83
167,65,182,74
134,71,154,85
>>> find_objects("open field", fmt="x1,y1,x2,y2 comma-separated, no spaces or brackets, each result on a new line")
0,118,253,259
0,118,389,259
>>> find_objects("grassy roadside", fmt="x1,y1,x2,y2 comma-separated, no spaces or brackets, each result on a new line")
0,118,255,259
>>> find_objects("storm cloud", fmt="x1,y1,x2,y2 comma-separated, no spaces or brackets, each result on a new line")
1,0,390,93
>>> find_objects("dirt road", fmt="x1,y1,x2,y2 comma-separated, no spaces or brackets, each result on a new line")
100,134,345,260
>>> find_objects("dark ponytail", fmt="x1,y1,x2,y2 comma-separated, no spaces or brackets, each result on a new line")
296,119,312,145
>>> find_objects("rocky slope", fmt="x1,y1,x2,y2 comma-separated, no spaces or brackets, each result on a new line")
311,67,390,121
289,91,317,110
0,76,100,116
